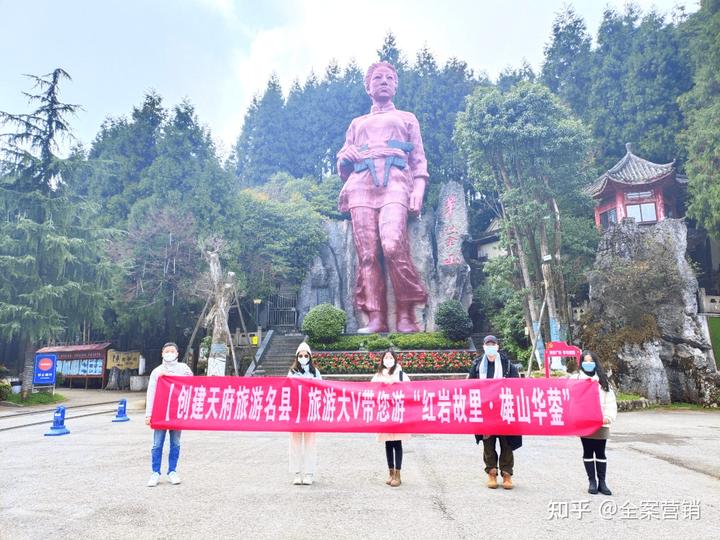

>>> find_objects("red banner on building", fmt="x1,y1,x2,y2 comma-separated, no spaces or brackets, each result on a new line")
150,376,603,436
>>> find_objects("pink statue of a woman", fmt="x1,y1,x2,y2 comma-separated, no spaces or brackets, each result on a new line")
336,61,428,333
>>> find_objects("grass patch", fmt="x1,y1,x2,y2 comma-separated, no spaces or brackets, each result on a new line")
655,402,708,411
4,392,66,406
617,392,644,401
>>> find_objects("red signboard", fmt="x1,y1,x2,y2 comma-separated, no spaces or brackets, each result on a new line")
544,341,582,378
151,376,603,436
38,358,54,371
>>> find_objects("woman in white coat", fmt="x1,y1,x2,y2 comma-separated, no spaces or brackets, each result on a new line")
287,342,321,485
571,350,617,495
371,348,410,487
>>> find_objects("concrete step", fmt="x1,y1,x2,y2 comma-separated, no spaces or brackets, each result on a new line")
253,334,305,376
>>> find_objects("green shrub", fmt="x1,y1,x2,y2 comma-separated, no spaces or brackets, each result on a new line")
388,332,466,350
309,335,367,351
0,380,10,401
435,300,473,341
366,336,393,351
302,304,347,343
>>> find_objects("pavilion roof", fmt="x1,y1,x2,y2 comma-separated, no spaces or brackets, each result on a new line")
586,143,683,198
36,342,113,353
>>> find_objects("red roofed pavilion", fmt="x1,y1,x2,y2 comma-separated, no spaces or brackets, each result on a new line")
587,143,687,230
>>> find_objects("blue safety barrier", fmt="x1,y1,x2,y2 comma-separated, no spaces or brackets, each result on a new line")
112,398,130,422
44,406,70,436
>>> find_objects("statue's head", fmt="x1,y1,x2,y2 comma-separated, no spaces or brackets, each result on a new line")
365,61,398,99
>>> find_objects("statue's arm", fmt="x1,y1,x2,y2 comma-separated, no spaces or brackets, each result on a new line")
408,115,429,214
337,120,361,181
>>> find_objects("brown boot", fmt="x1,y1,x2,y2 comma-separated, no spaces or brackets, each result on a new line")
486,468,498,489
501,472,513,490
386,469,395,485
390,469,401,487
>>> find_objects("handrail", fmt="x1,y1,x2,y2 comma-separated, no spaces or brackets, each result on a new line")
244,329,274,376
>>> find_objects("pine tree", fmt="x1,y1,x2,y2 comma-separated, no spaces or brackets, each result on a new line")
587,7,691,168
0,69,114,396
377,32,406,69
541,7,593,115
233,74,288,185
679,0,720,237
81,92,166,227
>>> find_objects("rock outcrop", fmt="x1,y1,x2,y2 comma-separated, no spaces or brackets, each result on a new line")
298,181,473,332
588,219,719,405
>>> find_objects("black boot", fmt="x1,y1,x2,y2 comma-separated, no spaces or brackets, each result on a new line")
596,460,612,495
584,459,598,494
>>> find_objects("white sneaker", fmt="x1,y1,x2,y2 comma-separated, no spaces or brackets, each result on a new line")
147,472,160,487
302,474,314,485
168,471,181,485
292,473,303,485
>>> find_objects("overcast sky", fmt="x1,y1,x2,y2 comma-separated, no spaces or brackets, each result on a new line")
0,0,698,157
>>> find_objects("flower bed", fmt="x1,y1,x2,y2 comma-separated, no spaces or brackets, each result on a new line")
313,350,476,374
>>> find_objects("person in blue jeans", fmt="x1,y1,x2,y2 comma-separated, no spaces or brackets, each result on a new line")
145,342,193,487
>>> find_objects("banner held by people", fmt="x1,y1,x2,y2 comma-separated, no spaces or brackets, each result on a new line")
150,376,603,436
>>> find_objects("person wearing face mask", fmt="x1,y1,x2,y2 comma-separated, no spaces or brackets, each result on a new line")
287,342,322,485
371,348,410,487
570,350,617,496
145,342,193,487
468,335,522,489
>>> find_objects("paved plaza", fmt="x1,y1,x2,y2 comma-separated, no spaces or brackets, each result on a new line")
1,396,718,540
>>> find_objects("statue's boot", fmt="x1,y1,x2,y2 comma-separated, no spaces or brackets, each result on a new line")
396,303,420,333
358,311,389,334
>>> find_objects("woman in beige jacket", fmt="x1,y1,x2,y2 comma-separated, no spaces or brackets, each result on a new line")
371,348,410,487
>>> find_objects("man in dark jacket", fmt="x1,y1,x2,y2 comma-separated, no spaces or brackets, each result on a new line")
468,335,522,489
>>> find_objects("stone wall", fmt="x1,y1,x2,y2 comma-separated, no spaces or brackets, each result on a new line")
298,181,473,332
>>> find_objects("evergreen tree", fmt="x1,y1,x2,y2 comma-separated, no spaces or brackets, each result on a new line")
81,92,166,227
679,0,720,237
79,94,238,352
128,101,236,229
0,69,114,394
496,61,535,92
541,7,592,115
233,74,288,185
588,7,691,167
377,32,406,69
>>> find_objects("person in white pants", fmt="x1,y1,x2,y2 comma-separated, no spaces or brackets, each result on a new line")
287,342,321,485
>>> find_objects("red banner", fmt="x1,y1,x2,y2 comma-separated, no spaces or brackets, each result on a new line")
150,376,602,436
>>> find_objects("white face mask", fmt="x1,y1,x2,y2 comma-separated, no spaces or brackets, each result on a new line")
483,345,498,357
298,355,310,366
383,356,395,369
162,352,178,363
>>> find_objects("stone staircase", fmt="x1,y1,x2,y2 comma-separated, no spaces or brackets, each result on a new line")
254,334,306,376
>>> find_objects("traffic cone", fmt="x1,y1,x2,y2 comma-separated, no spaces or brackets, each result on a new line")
45,406,70,436
112,398,130,422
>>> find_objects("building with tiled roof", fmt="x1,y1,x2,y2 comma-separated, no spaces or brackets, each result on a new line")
587,143,687,230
